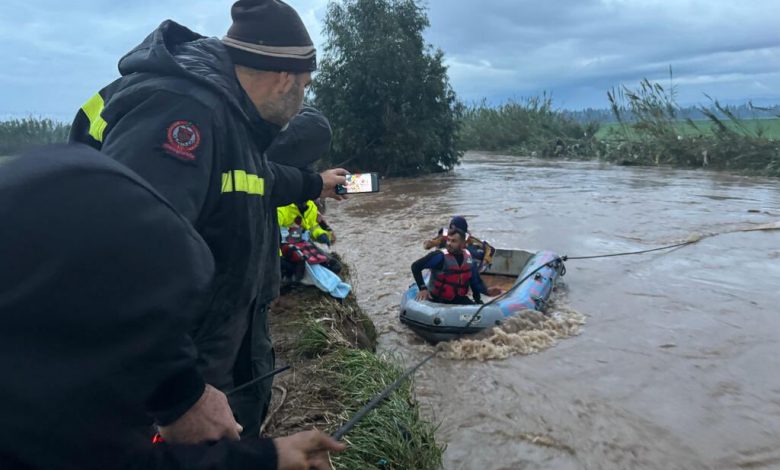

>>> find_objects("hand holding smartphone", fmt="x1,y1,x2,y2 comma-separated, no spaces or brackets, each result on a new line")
335,173,380,195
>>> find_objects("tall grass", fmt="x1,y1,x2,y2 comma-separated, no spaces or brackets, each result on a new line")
604,73,780,175
324,349,443,470
295,317,336,358
457,74,780,176
286,296,440,469
458,95,600,158
0,118,70,156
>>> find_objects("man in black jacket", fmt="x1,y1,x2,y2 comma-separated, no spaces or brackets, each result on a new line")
69,0,346,436
0,144,344,469
230,105,334,437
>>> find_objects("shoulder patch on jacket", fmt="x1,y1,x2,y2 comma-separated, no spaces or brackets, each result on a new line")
162,120,201,162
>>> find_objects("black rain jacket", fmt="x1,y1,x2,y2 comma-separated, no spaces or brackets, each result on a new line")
0,144,279,470
69,21,321,393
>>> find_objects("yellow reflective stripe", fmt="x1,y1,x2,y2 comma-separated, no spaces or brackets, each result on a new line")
81,93,108,142
221,170,264,195
221,172,233,193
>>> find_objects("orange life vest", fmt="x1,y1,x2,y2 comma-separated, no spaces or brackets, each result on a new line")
430,249,473,301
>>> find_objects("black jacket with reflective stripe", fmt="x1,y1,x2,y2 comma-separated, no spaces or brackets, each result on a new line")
69,20,321,395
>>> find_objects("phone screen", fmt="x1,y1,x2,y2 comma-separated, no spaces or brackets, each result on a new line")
337,173,380,194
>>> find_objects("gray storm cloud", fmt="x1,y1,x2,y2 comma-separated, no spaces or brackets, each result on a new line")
1,0,778,117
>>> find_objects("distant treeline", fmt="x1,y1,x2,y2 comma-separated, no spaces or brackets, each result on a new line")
0,118,70,156
563,103,780,124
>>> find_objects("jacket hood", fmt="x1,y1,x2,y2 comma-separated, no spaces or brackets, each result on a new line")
118,20,253,121
265,106,331,169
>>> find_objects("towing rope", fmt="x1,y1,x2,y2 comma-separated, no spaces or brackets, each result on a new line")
563,240,697,260
334,236,709,439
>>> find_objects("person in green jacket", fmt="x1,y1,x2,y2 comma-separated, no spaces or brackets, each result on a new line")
277,199,335,246
278,199,342,279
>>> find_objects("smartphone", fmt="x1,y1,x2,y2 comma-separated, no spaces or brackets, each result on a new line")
336,173,380,195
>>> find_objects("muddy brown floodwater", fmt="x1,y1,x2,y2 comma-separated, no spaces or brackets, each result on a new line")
326,152,780,470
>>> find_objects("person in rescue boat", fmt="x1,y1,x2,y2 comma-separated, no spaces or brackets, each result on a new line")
68,0,347,439
423,215,469,250
423,216,495,269
0,144,344,470
412,228,503,305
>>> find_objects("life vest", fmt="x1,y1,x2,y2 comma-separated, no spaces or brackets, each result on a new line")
277,201,332,243
429,249,473,301
279,214,330,266
280,239,329,265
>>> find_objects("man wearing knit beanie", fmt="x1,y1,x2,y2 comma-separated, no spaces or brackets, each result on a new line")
223,0,317,73
69,0,348,443
223,0,318,126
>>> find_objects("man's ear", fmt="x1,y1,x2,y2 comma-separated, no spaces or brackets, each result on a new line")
277,72,296,94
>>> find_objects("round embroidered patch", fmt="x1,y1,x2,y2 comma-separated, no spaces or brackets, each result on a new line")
167,120,200,151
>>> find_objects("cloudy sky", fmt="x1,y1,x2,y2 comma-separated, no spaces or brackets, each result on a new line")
2,0,779,120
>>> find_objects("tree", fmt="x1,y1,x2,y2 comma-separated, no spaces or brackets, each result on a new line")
312,0,462,176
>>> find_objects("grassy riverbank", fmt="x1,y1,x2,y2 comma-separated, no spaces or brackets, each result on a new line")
264,257,443,470
458,80,780,177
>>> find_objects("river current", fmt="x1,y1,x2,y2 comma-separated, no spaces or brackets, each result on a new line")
327,152,780,470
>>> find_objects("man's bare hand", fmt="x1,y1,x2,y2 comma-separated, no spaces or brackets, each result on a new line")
416,288,432,301
274,430,346,470
158,384,241,444
319,168,348,201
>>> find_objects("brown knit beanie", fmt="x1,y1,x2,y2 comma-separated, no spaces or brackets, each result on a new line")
222,0,316,72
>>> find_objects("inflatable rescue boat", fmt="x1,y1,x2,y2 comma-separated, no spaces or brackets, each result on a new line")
399,248,565,343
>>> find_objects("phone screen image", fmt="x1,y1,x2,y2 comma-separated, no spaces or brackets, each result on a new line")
337,173,380,194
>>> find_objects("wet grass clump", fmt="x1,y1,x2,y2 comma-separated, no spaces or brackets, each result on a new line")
295,317,335,358
323,349,444,470
292,295,377,358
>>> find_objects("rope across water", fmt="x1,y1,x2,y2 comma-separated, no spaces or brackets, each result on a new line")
333,237,706,439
